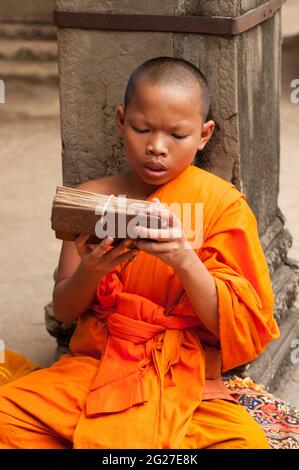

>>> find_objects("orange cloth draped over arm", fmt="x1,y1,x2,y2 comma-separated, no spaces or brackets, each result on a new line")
199,189,280,372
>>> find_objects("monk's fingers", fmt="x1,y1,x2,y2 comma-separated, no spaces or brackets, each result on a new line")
86,243,100,251
168,210,183,229
152,197,165,208
105,239,137,262
151,198,173,220
134,240,180,253
133,225,182,241
100,248,139,268
148,202,169,218
147,204,182,230
87,236,115,258
74,233,90,245
90,237,133,260
118,248,140,262
74,233,94,257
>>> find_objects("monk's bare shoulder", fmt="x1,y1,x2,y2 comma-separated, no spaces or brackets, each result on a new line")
76,174,129,196
77,174,148,200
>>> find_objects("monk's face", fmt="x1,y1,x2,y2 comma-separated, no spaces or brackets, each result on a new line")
116,81,214,186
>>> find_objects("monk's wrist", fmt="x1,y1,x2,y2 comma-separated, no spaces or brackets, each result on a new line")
172,248,198,274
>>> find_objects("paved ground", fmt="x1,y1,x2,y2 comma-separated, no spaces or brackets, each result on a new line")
0,117,62,366
0,3,298,406
282,0,299,37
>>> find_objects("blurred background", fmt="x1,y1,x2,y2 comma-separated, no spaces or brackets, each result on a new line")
0,1,298,405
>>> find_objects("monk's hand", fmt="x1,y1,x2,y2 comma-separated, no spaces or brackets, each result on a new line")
132,197,192,269
74,234,139,277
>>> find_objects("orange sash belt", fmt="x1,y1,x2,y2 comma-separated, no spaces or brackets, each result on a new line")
85,271,205,425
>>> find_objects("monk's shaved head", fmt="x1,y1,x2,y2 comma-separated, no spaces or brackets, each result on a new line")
124,56,210,122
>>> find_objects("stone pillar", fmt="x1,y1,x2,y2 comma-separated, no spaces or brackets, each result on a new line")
48,0,299,389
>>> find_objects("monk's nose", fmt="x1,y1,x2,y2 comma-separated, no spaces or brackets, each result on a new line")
146,137,167,156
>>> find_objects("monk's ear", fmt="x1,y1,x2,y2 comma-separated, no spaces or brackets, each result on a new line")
197,120,215,151
115,105,126,138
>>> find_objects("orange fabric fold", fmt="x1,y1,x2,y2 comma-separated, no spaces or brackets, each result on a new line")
200,193,280,371
0,350,41,386
85,272,203,417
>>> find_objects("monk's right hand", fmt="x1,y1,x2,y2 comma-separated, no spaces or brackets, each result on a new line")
74,234,139,277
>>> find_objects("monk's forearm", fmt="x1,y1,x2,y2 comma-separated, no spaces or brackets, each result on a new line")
174,250,219,338
52,262,103,325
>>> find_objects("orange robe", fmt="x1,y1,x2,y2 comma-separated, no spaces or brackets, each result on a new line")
0,349,40,386
0,164,279,448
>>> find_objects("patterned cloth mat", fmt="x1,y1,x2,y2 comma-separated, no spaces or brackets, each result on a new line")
224,376,299,449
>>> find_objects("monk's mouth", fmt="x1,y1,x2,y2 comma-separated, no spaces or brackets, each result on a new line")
143,166,168,178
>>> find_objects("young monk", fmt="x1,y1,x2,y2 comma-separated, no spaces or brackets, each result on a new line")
0,57,280,449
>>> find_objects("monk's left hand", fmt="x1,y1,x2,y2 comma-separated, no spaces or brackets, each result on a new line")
132,197,192,269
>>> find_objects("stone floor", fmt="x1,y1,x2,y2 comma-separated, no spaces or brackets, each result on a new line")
282,0,299,38
0,117,61,366
0,4,298,407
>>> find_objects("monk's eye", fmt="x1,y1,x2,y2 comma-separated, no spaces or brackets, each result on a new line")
132,126,149,134
172,134,189,139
